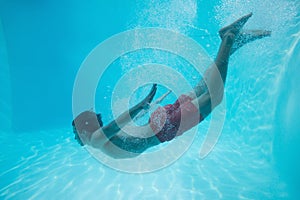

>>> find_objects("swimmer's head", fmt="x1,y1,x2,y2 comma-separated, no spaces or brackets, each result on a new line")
72,111,103,146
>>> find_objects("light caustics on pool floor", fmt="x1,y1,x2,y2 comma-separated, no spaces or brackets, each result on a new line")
1,0,299,199
0,126,287,200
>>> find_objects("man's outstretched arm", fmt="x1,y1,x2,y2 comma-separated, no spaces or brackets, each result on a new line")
98,84,157,140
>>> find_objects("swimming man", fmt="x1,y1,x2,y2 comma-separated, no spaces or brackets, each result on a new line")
72,13,271,158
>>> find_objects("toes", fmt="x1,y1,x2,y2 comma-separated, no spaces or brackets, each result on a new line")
219,12,253,39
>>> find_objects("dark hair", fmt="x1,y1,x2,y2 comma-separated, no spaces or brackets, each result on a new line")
72,112,103,146
72,123,84,146
96,113,103,127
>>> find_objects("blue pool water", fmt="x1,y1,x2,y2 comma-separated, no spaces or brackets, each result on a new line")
0,0,299,199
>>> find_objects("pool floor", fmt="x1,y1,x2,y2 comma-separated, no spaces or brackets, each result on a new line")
0,126,287,200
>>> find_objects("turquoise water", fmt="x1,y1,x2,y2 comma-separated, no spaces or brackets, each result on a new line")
0,0,299,199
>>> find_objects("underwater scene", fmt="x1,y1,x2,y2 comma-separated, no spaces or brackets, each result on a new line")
0,0,299,199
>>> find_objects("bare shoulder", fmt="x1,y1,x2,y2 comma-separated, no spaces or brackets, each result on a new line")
89,128,108,148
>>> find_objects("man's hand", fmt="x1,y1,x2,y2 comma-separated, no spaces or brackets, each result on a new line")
140,84,157,109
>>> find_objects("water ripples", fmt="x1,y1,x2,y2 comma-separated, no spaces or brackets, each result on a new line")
0,127,288,199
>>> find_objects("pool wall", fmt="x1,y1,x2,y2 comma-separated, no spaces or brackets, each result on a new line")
0,19,12,132
274,6,300,197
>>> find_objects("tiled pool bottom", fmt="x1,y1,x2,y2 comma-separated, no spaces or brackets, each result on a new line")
0,128,287,200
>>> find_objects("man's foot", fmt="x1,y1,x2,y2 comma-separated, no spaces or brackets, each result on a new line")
219,13,253,40
230,29,271,55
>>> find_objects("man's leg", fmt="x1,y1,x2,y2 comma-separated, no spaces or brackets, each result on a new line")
192,32,235,116
193,13,254,97
193,13,271,116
